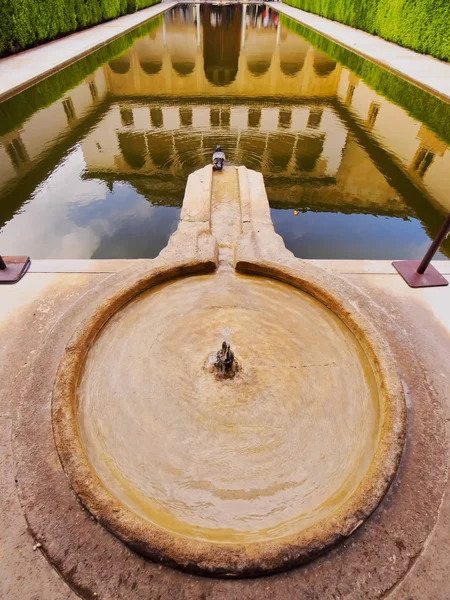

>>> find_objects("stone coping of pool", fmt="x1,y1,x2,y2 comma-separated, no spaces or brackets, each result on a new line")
52,165,406,577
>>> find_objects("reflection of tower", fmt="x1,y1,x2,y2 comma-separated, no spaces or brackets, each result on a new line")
202,5,242,87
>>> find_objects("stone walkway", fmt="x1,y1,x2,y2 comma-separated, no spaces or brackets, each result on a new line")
271,2,450,103
0,1,176,102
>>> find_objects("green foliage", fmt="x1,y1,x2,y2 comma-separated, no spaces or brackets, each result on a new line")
282,17,450,148
283,0,450,61
0,0,159,57
0,16,162,137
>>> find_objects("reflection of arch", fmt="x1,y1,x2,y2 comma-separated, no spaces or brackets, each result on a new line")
238,132,266,170
267,133,295,172
174,133,203,170
295,134,324,171
146,132,173,168
118,132,146,170
166,22,197,79
313,51,337,77
247,60,271,77
245,30,276,78
172,62,195,77
135,35,164,76
109,53,131,74
140,60,162,75
279,32,310,77
204,67,238,86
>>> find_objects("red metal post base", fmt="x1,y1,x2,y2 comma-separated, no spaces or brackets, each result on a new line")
392,260,448,288
0,256,31,284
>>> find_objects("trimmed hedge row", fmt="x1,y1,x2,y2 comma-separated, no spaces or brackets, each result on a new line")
282,16,450,148
0,0,159,57
0,16,162,136
283,0,450,62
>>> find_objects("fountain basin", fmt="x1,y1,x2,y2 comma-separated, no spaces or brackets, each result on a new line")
53,166,405,577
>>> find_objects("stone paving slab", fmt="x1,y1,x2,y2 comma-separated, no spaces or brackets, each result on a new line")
272,2,450,103
0,1,176,102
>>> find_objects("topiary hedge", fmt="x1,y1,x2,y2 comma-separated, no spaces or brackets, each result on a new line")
282,0,450,62
0,0,160,57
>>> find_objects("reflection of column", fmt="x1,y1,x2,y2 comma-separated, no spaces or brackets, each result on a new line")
319,108,347,177
241,4,247,49
276,22,281,46
162,18,167,46
196,4,201,46
5,135,29,170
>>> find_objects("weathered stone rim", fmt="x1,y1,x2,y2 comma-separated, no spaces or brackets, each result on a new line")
52,255,406,578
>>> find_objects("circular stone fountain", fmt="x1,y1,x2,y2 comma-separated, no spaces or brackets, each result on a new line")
53,166,405,577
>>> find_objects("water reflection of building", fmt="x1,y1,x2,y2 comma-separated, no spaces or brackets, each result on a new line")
103,6,342,99
84,102,344,176
1,5,450,234
337,70,450,214
0,71,108,203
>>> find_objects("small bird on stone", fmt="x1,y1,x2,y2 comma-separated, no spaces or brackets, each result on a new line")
212,145,225,171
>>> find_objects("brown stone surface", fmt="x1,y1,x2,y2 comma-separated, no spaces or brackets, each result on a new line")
1,265,448,599
0,167,448,598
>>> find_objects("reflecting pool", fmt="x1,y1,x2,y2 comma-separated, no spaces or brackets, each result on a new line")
0,4,449,259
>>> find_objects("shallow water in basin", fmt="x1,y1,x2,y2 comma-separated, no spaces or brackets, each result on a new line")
78,273,380,542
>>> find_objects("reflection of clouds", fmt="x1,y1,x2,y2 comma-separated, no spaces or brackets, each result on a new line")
0,147,179,259
270,209,447,260
0,148,107,258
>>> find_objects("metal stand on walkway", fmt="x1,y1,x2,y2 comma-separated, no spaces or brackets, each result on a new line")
392,213,450,288
0,255,31,284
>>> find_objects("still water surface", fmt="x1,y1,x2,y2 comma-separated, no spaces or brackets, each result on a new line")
0,4,449,259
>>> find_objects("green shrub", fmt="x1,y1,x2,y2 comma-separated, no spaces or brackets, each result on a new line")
0,0,159,57
0,16,162,136
283,0,450,61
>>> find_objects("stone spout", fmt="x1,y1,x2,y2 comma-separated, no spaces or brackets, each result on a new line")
213,341,239,379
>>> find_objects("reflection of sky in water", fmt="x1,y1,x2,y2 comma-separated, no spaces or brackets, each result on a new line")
271,209,447,260
0,148,180,258
0,4,449,259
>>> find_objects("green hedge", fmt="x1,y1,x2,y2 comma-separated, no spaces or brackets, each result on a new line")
0,15,162,136
0,0,159,57
282,16,450,148
283,0,450,62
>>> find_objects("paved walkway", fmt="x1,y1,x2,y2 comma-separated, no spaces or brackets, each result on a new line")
0,1,176,103
272,2,450,103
